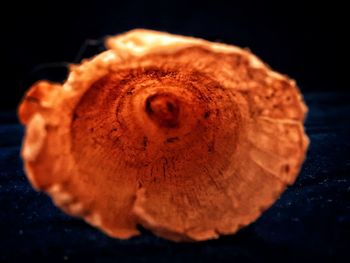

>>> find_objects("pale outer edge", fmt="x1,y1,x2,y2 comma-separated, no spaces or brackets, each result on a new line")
25,29,309,240
65,29,285,93
64,28,307,115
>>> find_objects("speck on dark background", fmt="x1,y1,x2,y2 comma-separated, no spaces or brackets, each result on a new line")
1,0,348,109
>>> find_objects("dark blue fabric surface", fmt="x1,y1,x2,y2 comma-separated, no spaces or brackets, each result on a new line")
0,92,349,262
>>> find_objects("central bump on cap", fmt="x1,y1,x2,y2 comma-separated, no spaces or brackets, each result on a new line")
145,93,180,128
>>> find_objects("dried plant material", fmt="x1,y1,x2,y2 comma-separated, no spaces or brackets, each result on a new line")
18,29,309,241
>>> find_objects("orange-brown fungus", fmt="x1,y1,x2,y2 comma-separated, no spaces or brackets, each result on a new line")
18,29,309,241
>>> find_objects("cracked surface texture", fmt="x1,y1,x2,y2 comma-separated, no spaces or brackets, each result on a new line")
18,29,308,241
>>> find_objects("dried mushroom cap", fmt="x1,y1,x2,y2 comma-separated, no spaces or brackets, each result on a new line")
19,29,309,241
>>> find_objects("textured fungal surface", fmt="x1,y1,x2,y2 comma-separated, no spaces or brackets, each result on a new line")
18,29,309,241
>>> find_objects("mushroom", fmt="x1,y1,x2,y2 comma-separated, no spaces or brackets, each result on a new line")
18,29,309,241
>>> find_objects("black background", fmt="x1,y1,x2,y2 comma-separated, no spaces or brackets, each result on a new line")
1,0,348,109
1,1,349,262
